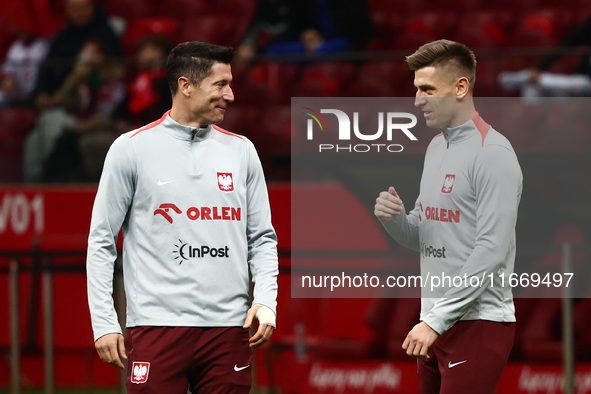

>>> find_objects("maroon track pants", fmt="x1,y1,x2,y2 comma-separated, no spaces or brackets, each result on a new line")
418,320,515,394
126,326,252,394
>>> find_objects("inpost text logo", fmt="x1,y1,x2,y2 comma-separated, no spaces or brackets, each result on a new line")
303,107,418,153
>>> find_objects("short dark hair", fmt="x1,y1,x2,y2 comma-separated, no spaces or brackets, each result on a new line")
166,41,234,96
406,39,477,90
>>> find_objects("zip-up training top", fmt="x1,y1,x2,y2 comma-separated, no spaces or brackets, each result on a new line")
87,111,279,341
382,113,522,335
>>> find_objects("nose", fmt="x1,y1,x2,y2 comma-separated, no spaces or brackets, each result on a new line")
223,85,234,103
414,93,427,107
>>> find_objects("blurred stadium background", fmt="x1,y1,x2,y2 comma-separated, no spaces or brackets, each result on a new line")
1,0,591,393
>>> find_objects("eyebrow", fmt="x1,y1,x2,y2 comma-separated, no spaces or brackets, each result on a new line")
415,83,437,91
213,77,232,84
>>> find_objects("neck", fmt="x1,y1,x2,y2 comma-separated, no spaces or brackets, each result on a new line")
446,98,477,129
170,102,207,129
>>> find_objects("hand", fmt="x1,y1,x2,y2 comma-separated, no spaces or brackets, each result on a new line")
402,321,439,359
243,305,275,348
374,186,404,222
528,68,541,85
95,333,127,369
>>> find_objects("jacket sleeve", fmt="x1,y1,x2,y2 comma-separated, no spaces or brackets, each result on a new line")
245,140,279,315
381,199,421,252
87,134,135,341
423,145,522,335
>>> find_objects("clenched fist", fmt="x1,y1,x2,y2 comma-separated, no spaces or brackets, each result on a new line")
402,321,439,359
374,186,404,222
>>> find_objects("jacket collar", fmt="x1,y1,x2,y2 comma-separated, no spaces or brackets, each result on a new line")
439,112,489,145
162,112,212,141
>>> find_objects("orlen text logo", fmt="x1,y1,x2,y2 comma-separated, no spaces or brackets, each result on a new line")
154,203,241,224
173,239,230,264
304,107,418,153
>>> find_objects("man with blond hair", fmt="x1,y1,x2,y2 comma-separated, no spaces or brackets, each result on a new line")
374,40,522,393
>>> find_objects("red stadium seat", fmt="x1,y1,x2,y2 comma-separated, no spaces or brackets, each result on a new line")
453,12,508,49
205,0,257,18
257,104,291,178
498,55,533,72
474,57,503,97
504,9,575,50
483,0,538,12
260,104,291,150
388,61,417,97
406,11,460,38
367,12,405,51
123,18,178,55
260,62,301,90
507,27,557,48
468,9,516,31
341,61,399,97
151,0,208,22
234,62,300,106
429,0,481,12
178,14,246,47
521,8,574,40
392,26,437,51
366,0,418,15
342,78,391,97
538,0,580,9
291,62,356,97
576,4,591,23
101,0,153,21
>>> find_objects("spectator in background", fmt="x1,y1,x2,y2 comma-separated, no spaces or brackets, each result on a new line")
34,0,122,103
0,28,49,107
235,0,373,63
24,39,125,183
113,35,173,130
499,17,591,97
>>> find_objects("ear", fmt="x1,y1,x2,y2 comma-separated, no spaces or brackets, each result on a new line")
177,76,192,98
456,77,470,98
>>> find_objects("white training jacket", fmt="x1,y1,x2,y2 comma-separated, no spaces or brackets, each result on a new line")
382,113,522,335
87,110,279,341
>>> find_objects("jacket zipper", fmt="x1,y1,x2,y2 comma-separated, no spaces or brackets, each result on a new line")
191,129,197,174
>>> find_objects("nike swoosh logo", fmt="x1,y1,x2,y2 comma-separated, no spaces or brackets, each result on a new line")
448,360,467,368
158,179,177,186
234,364,250,372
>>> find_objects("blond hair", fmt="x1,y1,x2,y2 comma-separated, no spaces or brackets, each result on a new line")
406,39,477,90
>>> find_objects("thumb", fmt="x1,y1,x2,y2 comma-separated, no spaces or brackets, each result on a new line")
243,307,257,329
118,335,127,360
388,186,398,198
